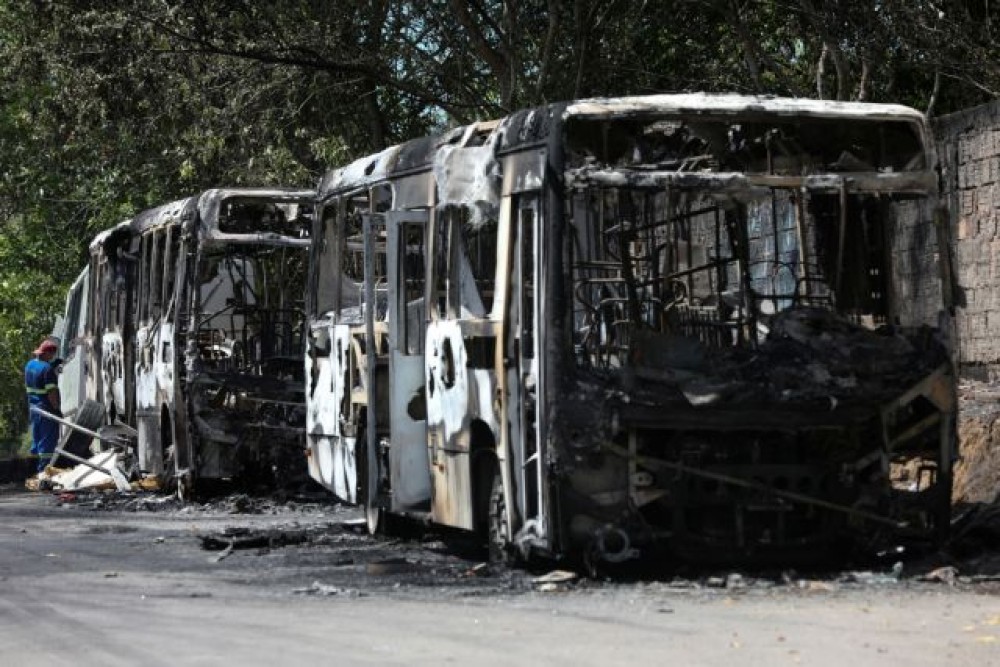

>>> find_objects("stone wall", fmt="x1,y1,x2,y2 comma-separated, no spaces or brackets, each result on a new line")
935,101,1000,379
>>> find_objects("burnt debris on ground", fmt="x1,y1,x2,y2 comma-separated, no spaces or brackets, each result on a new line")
36,486,1000,588
5,485,1000,602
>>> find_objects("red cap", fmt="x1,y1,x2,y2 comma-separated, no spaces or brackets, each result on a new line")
33,339,58,356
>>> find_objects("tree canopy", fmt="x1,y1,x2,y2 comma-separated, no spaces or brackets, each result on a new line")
1,0,998,446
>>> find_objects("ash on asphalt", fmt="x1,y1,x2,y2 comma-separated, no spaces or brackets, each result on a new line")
11,485,1000,599
31,486,536,598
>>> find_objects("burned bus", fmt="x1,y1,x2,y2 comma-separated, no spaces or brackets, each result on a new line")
75,188,313,494
305,95,956,565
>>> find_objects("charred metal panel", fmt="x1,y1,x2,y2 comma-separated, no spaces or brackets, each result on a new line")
420,132,510,530
319,147,401,195
305,203,390,519
305,324,356,501
501,151,546,196
57,268,90,425
498,104,568,153
425,320,474,528
101,332,126,418
433,142,501,228
386,211,433,510
390,134,447,175
392,173,434,210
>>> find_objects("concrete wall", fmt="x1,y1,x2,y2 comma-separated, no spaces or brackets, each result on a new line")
935,101,1000,378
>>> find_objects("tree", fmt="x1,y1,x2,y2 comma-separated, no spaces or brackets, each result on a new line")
1,0,998,443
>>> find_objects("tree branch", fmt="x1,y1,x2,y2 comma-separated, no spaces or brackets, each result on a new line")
926,69,941,117
131,12,482,119
535,0,560,102
816,43,828,99
856,58,870,101
447,0,511,100
727,0,763,90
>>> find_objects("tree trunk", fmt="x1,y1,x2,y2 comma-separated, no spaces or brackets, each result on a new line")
816,43,828,99
727,0,764,91
856,58,870,101
926,70,942,118
447,0,513,110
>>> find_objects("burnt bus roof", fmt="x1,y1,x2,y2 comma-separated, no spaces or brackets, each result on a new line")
563,94,928,123
317,124,477,197
88,220,133,253
129,196,197,235
127,188,314,236
498,102,570,152
316,93,933,199
316,109,565,199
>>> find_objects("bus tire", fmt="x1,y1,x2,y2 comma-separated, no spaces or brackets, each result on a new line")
61,399,105,459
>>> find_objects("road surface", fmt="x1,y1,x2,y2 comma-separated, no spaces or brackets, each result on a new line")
0,488,997,666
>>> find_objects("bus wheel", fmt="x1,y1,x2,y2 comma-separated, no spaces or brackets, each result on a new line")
488,470,513,565
62,400,105,460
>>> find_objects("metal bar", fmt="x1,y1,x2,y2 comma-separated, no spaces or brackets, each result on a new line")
836,179,848,298
770,189,781,313
603,441,907,529
723,213,745,345
29,406,127,448
603,204,719,237
684,200,694,302
49,446,112,476
714,208,723,300
794,189,811,300
565,168,937,194
934,205,956,311
30,407,131,491
736,205,758,347
363,213,379,509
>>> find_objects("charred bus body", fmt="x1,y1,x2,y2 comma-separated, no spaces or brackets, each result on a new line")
306,95,956,565
80,189,313,492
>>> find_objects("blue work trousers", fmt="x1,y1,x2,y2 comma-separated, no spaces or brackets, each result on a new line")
29,407,59,472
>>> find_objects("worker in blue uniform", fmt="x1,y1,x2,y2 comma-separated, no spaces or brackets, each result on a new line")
25,338,61,472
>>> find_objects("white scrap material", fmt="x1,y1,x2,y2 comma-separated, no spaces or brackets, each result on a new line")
50,451,121,491
532,570,579,585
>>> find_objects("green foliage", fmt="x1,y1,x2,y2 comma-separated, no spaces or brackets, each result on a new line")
0,0,998,443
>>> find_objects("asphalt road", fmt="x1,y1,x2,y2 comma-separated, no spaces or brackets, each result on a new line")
0,488,998,666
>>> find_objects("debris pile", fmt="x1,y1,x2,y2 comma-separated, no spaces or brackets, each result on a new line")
25,463,160,494
944,500,1000,573
699,307,947,407
293,581,361,597
630,307,947,409
198,525,314,551
69,491,339,516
